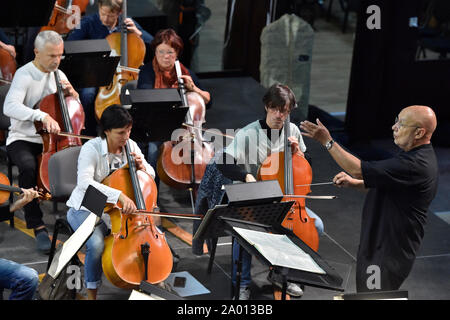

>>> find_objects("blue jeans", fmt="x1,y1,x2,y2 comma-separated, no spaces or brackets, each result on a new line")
67,208,108,289
231,209,324,288
78,87,98,137
231,239,252,288
0,258,39,300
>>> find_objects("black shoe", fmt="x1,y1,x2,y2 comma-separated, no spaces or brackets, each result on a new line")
34,228,51,254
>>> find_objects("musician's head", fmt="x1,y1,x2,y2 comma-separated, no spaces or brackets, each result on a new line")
392,105,437,151
263,84,297,130
33,31,64,73
151,29,183,71
99,105,133,146
98,0,122,28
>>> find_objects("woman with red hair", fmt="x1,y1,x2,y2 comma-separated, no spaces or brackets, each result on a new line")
137,28,211,191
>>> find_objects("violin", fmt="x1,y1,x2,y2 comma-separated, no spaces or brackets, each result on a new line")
94,0,145,120
41,0,89,35
0,172,50,205
258,116,320,252
101,141,173,288
34,71,85,193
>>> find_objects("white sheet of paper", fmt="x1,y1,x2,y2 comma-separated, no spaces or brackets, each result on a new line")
128,290,163,300
233,227,326,274
166,271,210,297
47,213,98,278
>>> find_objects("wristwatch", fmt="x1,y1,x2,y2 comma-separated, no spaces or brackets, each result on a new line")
325,139,334,150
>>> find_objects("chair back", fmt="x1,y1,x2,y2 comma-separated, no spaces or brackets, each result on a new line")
48,146,82,200
0,85,11,131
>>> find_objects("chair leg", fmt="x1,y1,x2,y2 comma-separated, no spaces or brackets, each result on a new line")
7,158,14,229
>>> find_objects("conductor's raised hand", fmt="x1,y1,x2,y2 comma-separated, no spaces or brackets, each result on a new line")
300,118,332,146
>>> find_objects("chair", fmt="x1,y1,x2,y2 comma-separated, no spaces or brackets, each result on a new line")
47,146,82,216
0,84,16,228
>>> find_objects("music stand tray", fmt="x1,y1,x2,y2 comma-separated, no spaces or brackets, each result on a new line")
60,39,120,88
128,88,188,142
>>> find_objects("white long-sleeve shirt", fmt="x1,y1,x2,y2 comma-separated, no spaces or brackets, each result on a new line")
3,61,68,145
66,137,155,210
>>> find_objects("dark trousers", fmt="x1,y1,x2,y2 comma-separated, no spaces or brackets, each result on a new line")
6,140,44,229
78,87,98,137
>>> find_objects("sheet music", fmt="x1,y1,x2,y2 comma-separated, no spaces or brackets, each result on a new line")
47,213,98,278
233,227,326,274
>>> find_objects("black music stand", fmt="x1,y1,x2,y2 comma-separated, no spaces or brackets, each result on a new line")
0,1,55,27
0,0,56,57
193,181,344,300
60,39,120,89
128,89,188,142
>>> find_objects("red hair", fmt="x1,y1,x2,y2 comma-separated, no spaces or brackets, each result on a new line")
151,28,184,56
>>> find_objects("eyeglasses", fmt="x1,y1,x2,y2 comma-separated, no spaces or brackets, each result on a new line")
268,107,290,115
394,117,420,129
156,49,177,57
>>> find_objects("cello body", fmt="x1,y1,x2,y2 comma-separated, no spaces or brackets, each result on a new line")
258,152,319,251
101,146,173,288
35,71,85,193
0,47,16,84
41,0,89,35
157,89,214,190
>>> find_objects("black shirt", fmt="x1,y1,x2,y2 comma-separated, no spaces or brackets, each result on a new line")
358,143,438,288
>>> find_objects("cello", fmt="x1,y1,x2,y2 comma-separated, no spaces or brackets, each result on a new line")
41,0,89,35
34,71,85,193
0,46,16,85
258,115,320,252
102,141,173,288
94,0,146,120
157,91,214,192
0,45,16,143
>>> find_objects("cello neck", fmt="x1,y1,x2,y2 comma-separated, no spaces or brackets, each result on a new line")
0,183,22,194
120,0,128,67
284,115,294,194
125,141,146,210
175,60,189,107
54,71,73,133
